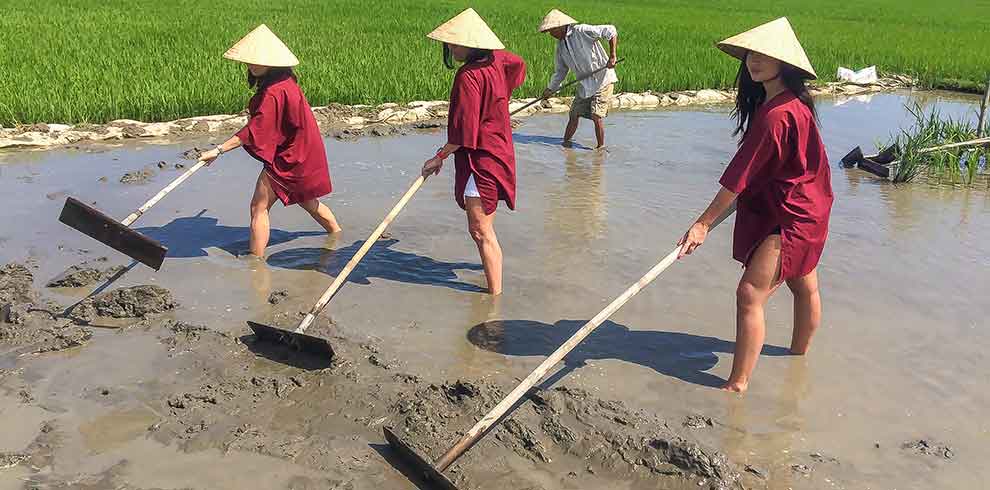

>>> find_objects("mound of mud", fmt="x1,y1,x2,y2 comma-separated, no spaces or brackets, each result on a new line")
46,259,126,288
75,285,177,321
267,289,288,305
0,262,91,352
903,439,954,459
0,262,35,307
159,319,232,352
389,381,738,486
119,168,155,184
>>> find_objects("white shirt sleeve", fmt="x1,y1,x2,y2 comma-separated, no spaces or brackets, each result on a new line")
577,24,617,40
548,45,569,91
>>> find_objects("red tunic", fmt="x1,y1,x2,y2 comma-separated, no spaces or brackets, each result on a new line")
448,50,526,215
718,91,833,281
236,75,332,206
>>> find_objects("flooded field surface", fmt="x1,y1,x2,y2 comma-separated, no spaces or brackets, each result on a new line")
1,91,987,490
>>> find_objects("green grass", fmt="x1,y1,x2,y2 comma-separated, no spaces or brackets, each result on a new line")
888,102,988,185
1,0,989,125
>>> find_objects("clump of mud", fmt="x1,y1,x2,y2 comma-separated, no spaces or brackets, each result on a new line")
46,258,125,288
119,168,155,184
0,262,35,307
180,147,207,160
76,285,177,320
267,289,288,305
159,319,231,352
684,414,715,429
1,262,94,352
333,124,409,141
902,439,954,459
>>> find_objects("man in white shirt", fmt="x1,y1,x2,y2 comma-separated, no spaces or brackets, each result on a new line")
539,9,619,149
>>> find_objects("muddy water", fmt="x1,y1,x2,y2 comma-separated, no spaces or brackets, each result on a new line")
2,90,988,489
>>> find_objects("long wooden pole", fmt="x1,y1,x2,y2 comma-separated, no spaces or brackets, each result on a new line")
121,160,209,226
918,136,990,154
433,208,736,471
292,175,427,334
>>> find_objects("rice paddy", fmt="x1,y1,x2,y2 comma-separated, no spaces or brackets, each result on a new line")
1,0,988,125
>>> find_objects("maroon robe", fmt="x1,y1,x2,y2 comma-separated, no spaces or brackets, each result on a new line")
236,74,332,206
447,50,526,215
719,91,834,281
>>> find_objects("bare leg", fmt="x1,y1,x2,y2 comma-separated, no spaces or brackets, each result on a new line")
299,199,342,234
562,114,580,147
465,198,502,295
724,235,783,393
786,268,821,354
249,171,279,257
592,115,606,148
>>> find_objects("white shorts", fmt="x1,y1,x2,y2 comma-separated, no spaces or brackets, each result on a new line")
464,174,481,198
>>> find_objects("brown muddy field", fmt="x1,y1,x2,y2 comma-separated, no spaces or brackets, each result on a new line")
1,91,988,490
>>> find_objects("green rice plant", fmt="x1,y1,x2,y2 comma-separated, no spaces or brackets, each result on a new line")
0,0,989,125
888,102,986,184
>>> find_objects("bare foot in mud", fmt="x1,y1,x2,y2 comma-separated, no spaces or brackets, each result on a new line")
720,381,748,393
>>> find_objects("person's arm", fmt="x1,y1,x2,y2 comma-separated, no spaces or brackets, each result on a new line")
422,143,462,176
544,47,570,98
583,24,619,68
607,32,618,68
677,187,737,258
198,134,242,165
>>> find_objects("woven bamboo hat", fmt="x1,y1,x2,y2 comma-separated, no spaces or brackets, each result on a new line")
427,8,505,50
538,9,578,33
223,24,299,67
716,17,817,79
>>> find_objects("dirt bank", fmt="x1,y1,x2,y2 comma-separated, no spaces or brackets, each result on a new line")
0,76,914,151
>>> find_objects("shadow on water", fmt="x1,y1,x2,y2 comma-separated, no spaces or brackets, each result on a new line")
135,210,324,258
267,239,486,293
513,132,595,151
467,319,792,389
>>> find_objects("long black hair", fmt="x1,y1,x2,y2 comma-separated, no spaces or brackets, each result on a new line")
731,56,818,139
442,43,492,69
248,67,296,90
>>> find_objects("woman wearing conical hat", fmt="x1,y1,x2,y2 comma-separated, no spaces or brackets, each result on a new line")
676,18,834,393
198,25,341,257
421,9,526,296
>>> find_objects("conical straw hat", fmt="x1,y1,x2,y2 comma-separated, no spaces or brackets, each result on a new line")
538,9,578,33
427,8,505,50
223,24,299,67
716,17,817,79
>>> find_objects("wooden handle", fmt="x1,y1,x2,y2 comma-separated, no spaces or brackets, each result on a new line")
918,136,990,155
434,206,735,471
510,58,626,117
293,175,427,334
121,160,209,227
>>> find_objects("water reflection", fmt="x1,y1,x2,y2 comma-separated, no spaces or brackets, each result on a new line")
544,149,608,252
722,357,811,488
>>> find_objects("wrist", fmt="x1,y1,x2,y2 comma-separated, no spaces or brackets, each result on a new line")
435,147,449,161
215,145,225,156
